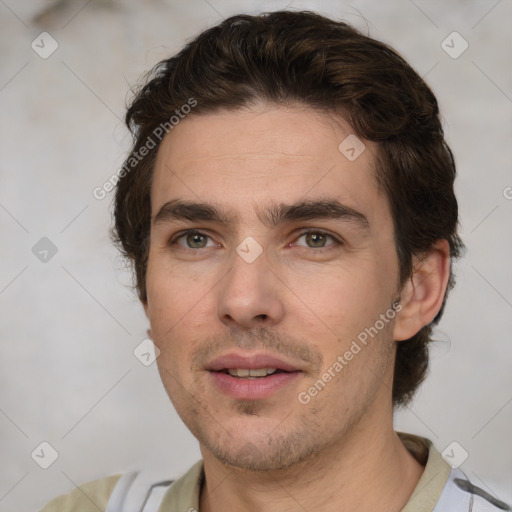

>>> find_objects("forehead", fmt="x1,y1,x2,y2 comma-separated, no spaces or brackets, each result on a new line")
150,104,385,225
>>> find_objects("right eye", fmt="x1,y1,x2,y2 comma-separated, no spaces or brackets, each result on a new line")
170,231,217,249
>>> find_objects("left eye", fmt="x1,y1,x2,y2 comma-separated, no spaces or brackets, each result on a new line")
294,231,338,248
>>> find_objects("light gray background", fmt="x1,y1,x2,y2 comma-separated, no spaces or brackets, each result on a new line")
1,1,511,511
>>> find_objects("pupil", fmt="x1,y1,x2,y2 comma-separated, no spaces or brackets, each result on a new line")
188,233,206,248
307,232,325,247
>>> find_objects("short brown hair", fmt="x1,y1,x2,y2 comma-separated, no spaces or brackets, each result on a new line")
112,10,464,407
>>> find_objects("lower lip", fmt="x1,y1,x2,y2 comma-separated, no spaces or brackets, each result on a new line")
209,371,302,400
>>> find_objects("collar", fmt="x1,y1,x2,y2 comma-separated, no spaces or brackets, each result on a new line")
159,431,451,512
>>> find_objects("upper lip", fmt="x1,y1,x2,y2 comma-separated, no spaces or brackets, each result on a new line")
207,352,303,372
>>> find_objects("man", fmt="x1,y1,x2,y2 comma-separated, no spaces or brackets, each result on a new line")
41,10,510,512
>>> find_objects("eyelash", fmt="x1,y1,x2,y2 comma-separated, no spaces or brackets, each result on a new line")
169,229,342,250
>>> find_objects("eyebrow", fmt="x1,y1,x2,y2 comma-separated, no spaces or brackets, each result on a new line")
153,199,240,226
152,198,370,230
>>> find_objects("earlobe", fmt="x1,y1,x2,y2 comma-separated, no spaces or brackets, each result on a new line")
393,239,451,342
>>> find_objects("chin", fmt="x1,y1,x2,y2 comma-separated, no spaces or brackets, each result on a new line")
211,439,319,472
199,420,323,473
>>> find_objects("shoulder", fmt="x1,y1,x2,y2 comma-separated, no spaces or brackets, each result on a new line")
39,474,122,512
434,468,511,511
396,432,511,512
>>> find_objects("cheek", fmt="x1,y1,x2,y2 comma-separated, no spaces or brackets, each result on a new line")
286,258,392,342
146,253,203,326
145,260,214,369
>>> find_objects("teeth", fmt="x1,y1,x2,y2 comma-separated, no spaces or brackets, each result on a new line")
227,368,278,378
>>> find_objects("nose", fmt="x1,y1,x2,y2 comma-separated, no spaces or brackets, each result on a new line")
216,247,285,329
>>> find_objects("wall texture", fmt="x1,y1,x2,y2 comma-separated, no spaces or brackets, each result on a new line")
1,1,511,510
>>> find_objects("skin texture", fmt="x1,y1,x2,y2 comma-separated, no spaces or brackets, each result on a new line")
143,104,451,512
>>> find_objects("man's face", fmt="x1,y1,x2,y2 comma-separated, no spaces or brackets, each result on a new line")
144,104,402,471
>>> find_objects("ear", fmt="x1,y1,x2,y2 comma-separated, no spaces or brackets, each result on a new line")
393,239,451,341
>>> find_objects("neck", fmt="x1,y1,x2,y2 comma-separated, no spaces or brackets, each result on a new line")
199,418,425,512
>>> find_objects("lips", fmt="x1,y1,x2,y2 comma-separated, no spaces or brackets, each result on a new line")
206,352,303,399
207,352,303,373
